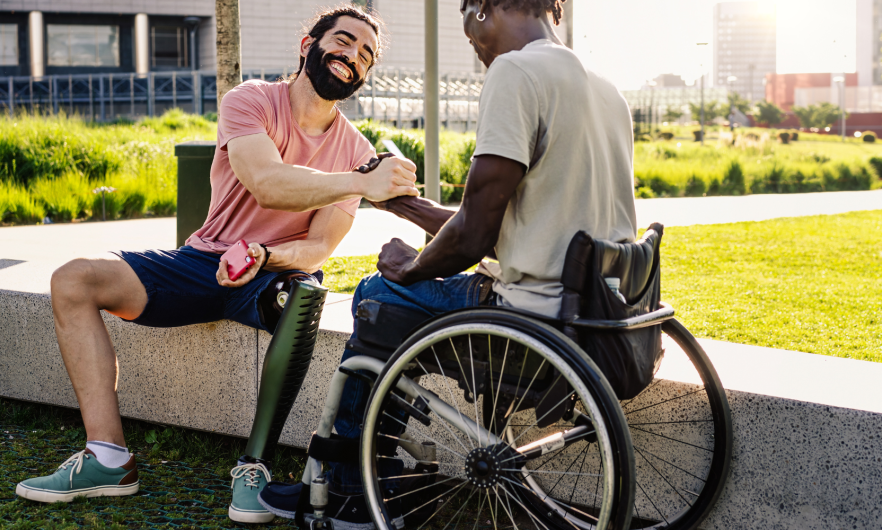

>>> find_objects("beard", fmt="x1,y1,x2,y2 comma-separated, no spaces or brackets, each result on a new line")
304,43,366,101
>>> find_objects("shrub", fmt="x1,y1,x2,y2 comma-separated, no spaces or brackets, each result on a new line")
868,157,882,180
684,175,706,197
30,172,93,222
0,182,45,224
862,131,876,143
355,119,388,148
692,130,703,142
706,178,721,196
634,186,656,199
658,132,674,141
721,160,746,195
789,130,799,141
778,132,790,144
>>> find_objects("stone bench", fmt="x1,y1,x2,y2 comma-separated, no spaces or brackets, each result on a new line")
1,280,881,529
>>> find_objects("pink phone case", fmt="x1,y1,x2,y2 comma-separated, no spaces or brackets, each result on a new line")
221,240,255,281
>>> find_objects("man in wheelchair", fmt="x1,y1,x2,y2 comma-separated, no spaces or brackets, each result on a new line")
257,0,654,527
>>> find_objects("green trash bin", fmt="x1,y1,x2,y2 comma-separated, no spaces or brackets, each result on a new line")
175,141,217,247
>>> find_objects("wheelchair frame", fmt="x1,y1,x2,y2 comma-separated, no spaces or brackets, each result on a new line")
251,270,731,530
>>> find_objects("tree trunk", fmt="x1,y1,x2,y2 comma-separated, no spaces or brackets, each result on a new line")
215,0,242,112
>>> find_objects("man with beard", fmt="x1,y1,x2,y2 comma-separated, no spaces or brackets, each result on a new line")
14,6,418,524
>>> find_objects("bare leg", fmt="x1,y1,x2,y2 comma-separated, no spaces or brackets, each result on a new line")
51,255,148,447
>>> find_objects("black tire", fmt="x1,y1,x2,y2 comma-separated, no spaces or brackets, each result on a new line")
624,319,733,529
359,309,636,530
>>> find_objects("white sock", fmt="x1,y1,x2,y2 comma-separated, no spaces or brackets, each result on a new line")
86,441,131,468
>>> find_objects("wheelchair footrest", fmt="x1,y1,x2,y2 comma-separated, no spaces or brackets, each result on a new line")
307,432,399,465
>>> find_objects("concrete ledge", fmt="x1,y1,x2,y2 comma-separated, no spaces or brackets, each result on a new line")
1,286,881,529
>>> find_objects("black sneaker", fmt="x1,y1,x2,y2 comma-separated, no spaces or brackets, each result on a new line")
257,481,404,530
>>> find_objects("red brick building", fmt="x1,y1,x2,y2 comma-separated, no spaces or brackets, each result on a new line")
765,73,858,111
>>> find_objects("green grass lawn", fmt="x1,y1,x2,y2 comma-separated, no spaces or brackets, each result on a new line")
325,210,882,362
0,399,305,529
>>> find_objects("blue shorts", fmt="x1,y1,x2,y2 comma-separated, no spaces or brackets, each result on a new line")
113,246,322,333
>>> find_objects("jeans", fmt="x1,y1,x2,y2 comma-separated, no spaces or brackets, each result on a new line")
329,271,493,493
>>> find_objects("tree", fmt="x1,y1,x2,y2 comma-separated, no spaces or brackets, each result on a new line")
726,92,751,115
689,101,722,122
813,102,846,129
216,0,243,111
792,103,846,129
663,107,684,123
755,100,785,127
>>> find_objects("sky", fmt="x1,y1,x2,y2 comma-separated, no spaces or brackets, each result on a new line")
572,0,858,90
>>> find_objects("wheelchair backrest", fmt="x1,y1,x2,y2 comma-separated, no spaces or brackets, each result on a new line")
560,222,664,306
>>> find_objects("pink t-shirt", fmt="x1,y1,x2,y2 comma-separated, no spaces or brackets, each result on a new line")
186,80,375,253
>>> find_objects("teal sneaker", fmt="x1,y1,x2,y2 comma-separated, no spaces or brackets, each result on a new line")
229,462,274,523
16,449,139,503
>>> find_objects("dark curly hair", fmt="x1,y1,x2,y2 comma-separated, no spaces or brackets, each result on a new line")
489,0,569,25
289,4,386,78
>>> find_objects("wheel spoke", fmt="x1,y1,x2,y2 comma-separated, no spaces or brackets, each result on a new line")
381,411,466,460
384,475,460,502
628,419,713,426
635,479,670,526
499,356,548,440
620,378,662,410
467,334,483,447
497,482,556,530
635,446,693,508
546,441,591,496
633,445,708,483
488,337,509,437
499,475,600,524
440,486,480,530
432,346,477,450
629,426,713,453
624,388,705,417
503,468,602,478
400,478,470,520
507,385,574,448
414,358,476,455
567,441,591,507
470,490,487,530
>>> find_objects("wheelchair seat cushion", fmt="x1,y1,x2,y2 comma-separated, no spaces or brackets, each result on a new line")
560,223,665,399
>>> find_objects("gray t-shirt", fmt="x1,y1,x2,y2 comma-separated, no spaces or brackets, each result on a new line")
474,39,637,317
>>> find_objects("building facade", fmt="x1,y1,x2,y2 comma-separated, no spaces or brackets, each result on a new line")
713,1,776,103
765,72,858,112
1,1,573,79
0,0,515,79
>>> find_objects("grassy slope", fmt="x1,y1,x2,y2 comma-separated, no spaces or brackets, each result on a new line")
325,210,882,362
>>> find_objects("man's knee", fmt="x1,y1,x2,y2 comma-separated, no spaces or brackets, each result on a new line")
51,259,99,308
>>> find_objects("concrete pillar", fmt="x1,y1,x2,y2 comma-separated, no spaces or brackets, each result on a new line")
134,14,149,74
28,11,43,77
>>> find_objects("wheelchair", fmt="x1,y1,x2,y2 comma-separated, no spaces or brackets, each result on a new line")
261,223,732,530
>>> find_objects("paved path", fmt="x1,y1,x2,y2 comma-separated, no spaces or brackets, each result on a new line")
1,189,879,267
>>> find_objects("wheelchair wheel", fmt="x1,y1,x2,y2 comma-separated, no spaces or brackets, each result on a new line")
624,319,733,530
360,309,635,530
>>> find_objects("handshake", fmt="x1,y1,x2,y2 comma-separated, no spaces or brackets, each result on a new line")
356,151,420,209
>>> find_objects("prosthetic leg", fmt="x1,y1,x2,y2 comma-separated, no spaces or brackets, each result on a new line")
242,272,328,464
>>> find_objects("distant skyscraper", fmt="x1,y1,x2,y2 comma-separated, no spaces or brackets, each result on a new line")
713,1,776,102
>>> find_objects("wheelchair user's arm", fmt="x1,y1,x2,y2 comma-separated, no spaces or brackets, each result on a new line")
377,154,526,285
372,195,456,236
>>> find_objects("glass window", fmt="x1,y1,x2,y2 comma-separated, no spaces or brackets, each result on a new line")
152,26,188,68
0,24,17,66
47,25,119,67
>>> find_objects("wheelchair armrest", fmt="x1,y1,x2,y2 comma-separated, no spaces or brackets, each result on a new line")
568,302,675,332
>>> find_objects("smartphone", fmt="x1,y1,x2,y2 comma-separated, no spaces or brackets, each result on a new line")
221,240,256,281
